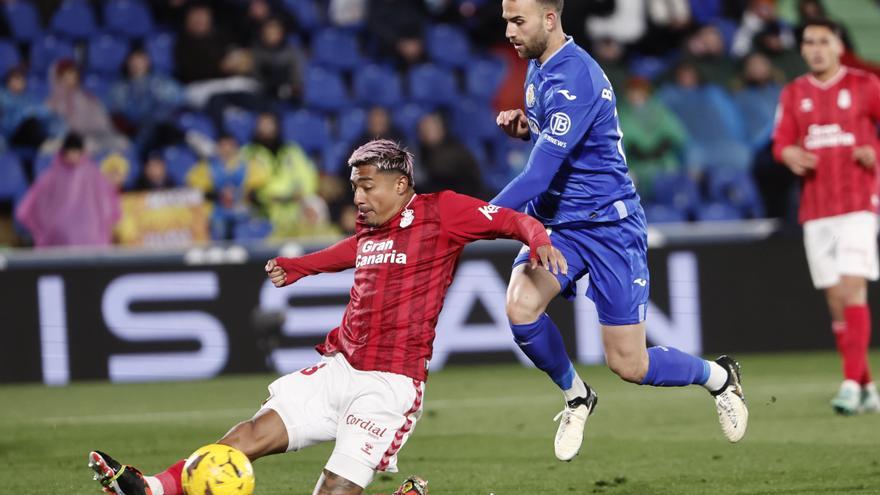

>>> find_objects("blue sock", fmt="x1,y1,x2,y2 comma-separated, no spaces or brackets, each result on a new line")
640,346,710,387
510,314,575,390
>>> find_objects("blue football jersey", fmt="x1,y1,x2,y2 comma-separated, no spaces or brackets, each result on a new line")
523,38,640,225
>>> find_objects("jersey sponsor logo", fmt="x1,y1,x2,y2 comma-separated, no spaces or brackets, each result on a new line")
549,112,571,136
838,89,851,109
400,208,414,228
357,239,408,268
346,414,389,438
804,123,855,150
800,98,814,112
478,204,501,220
558,89,577,100
545,134,567,148
526,83,536,108
601,88,613,101
528,117,540,135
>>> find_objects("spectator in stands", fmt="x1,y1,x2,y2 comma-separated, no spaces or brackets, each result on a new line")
684,25,737,88
415,112,485,199
330,0,367,28
593,38,628,93
46,60,128,152
754,23,807,81
0,67,60,154
618,77,687,201
16,133,120,247
635,0,692,56
110,49,184,155
99,152,132,192
731,0,795,57
368,0,428,68
251,18,304,102
242,112,321,238
587,0,647,47
350,107,406,156
133,152,176,191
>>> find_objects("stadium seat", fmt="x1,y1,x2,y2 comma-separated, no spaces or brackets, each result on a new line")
281,0,324,33
303,66,350,113
392,103,431,143
0,153,28,201
694,201,743,222
103,0,154,39
28,34,75,75
162,145,198,184
223,108,256,144
233,218,274,242
426,24,471,68
312,28,362,71
177,112,217,139
336,107,366,144
50,0,97,39
353,64,403,107
466,57,507,102
0,41,21,78
322,141,352,175
282,110,330,154
86,35,130,75
705,167,765,219
145,32,175,74
408,64,458,107
82,73,114,104
26,74,49,100
4,1,43,42
451,99,500,143
644,203,688,224
651,171,700,214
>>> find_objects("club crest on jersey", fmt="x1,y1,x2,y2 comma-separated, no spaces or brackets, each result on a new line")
528,117,540,135
800,98,814,112
526,83,536,108
400,208,414,228
838,89,851,109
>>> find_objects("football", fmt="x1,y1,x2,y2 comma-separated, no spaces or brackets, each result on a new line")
181,444,255,495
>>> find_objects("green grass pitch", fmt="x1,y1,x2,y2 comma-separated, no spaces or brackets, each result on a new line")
1,351,879,494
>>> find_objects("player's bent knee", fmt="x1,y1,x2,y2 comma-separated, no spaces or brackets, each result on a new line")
218,410,288,460
505,297,543,325
606,354,646,383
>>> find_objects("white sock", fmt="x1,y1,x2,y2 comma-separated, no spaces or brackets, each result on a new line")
563,372,588,402
145,476,164,495
702,361,729,392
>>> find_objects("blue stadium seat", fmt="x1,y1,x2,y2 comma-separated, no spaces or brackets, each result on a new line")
0,41,21,78
651,171,700,214
466,57,506,102
312,28,362,71
4,1,43,42
28,34,75,74
353,64,402,107
426,24,471,68
82,72,114,104
705,167,765,218
282,110,330,154
336,107,366,144
392,103,431,143
26,74,49,100
694,201,743,222
233,218,274,242
50,0,97,39
223,108,256,144
145,32,175,74
86,35,129,74
303,67,350,113
408,64,458,107
177,111,217,139
451,99,500,142
103,0,155,39
322,141,352,175
281,0,324,33
162,145,198,184
0,153,28,201
644,203,688,224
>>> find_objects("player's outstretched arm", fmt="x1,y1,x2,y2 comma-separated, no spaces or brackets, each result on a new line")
490,140,566,211
266,235,358,287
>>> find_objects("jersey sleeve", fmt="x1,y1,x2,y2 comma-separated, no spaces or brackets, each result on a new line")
771,84,799,162
275,235,358,285
439,191,551,251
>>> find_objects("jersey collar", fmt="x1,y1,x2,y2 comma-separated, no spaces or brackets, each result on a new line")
535,36,574,71
807,66,847,89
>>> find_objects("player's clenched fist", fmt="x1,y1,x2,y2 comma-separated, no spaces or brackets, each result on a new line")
265,258,288,287
496,109,530,139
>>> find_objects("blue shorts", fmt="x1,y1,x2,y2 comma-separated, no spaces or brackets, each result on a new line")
513,209,650,326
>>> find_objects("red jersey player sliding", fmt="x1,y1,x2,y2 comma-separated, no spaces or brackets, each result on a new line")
773,19,880,415
87,139,565,495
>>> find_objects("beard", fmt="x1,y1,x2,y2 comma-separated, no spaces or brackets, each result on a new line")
521,35,549,60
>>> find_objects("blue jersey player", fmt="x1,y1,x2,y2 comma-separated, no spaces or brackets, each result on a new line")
495,0,749,461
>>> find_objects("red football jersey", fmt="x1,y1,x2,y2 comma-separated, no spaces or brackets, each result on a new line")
772,67,880,223
276,191,550,381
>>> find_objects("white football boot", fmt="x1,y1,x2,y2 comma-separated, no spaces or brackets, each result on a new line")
553,383,598,461
831,379,861,415
859,382,880,413
711,355,748,443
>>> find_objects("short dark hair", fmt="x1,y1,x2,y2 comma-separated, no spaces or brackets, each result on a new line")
61,133,84,151
348,139,415,187
802,18,842,39
537,0,564,13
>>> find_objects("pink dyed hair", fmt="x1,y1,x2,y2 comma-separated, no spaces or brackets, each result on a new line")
348,139,415,187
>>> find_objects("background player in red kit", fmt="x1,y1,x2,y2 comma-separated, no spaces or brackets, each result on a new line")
87,139,564,495
773,19,880,415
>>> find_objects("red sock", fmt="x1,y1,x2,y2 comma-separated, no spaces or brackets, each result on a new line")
154,460,185,495
832,321,854,380
844,305,871,384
